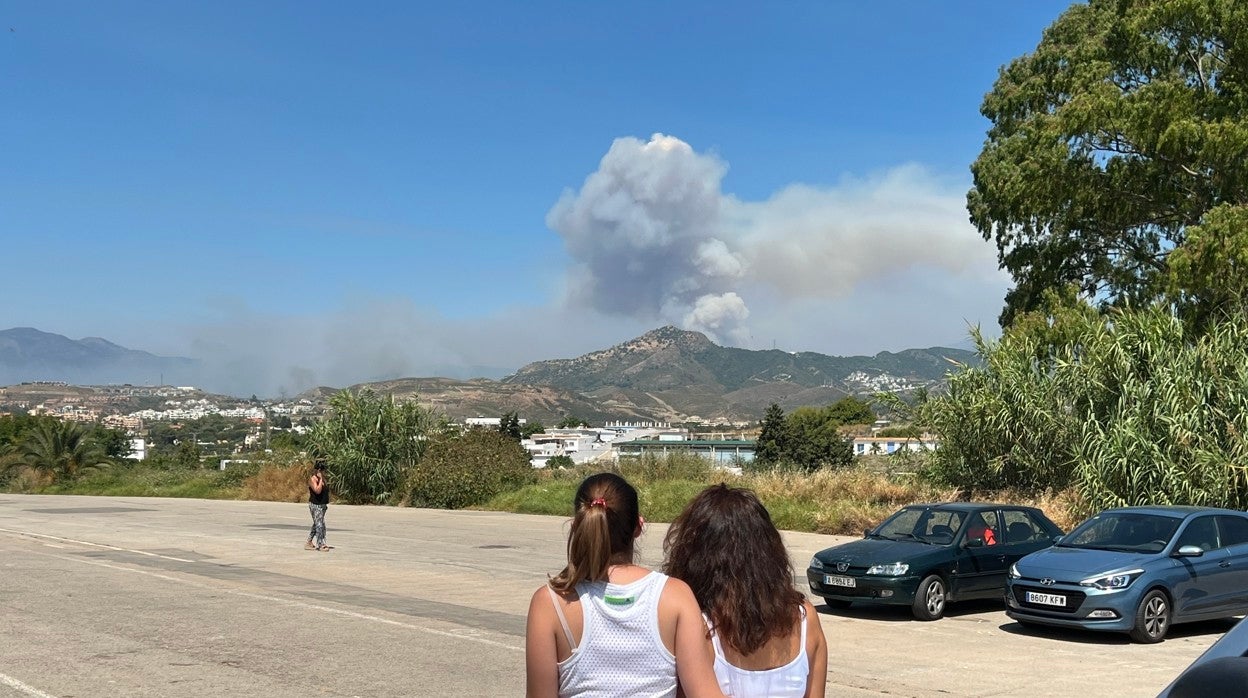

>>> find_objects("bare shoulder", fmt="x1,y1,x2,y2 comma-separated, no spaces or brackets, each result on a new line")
802,598,820,619
659,576,700,610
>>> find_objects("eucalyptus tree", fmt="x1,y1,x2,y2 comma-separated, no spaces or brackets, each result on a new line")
969,0,1248,326
308,389,449,504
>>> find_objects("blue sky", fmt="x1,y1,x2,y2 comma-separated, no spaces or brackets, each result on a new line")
2,2,1075,396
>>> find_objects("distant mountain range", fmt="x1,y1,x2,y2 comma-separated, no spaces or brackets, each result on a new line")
1,326,977,422
0,327,198,387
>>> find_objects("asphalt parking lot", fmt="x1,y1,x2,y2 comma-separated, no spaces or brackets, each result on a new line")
0,494,1225,697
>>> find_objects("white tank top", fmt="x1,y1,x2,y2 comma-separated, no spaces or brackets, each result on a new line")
549,571,677,698
708,604,810,698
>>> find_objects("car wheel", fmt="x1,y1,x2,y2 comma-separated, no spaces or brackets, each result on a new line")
1129,589,1171,643
823,599,851,610
912,575,946,621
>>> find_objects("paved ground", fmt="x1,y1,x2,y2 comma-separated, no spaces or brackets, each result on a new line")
0,494,1228,697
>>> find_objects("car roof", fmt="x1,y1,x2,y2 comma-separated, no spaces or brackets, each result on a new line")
904,502,1038,513
1103,505,1248,518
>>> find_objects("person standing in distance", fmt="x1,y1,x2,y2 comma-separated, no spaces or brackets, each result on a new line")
305,459,331,551
525,472,723,698
663,484,827,698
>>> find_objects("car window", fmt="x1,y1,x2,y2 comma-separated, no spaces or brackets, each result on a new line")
875,508,965,541
1001,509,1046,543
1176,516,1221,551
918,510,965,542
964,510,999,545
1063,512,1180,553
1217,515,1248,547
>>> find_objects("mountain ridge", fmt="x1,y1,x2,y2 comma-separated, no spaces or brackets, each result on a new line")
2,325,976,422
0,327,198,387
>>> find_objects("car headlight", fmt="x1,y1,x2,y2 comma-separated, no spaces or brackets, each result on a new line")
1080,569,1143,591
1009,563,1020,579
866,562,909,576
810,556,824,571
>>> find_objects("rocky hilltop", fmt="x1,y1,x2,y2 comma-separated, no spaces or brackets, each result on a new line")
498,326,975,422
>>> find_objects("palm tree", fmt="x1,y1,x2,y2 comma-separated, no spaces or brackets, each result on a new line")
8,419,111,482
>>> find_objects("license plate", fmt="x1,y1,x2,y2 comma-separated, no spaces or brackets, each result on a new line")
824,574,855,588
1026,591,1066,606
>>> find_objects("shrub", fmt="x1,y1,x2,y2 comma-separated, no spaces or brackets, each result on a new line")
408,429,536,509
241,463,309,502
309,388,448,504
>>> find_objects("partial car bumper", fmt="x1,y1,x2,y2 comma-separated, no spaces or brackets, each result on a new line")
1005,580,1141,632
806,568,920,605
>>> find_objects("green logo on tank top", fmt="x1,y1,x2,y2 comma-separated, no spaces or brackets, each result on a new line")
603,595,635,606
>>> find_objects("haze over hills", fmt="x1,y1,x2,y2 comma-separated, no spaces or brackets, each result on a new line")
0,327,199,387
2,326,975,422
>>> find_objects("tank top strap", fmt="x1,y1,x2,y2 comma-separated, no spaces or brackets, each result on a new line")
798,604,808,659
546,586,576,650
703,612,727,658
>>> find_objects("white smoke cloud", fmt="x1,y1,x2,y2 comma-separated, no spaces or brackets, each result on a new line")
548,134,1004,346
546,134,747,342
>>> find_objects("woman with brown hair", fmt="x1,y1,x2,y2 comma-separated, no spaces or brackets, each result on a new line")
663,484,827,698
525,472,723,698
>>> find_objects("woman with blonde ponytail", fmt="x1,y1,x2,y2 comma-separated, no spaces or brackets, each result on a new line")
525,472,723,698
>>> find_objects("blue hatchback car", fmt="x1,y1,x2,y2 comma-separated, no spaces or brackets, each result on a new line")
1006,506,1248,643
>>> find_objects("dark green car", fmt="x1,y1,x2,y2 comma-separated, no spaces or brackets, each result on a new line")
807,502,1063,620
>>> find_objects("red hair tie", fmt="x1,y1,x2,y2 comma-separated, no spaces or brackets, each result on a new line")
589,497,607,508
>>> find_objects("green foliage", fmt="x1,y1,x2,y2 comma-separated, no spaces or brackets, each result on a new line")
89,425,132,460
785,406,853,473
753,398,866,472
268,430,307,451
545,454,575,469
556,415,589,428
520,421,546,439
407,429,535,509
754,403,789,465
497,411,523,441
1167,205,1248,331
969,0,1248,326
309,388,449,504
925,303,1248,511
824,395,875,426
174,439,203,469
2,419,112,483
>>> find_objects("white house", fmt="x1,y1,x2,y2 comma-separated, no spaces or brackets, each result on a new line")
851,435,939,457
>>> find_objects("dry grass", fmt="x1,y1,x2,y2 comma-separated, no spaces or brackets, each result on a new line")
487,460,1088,536
241,464,309,502
742,469,954,534
5,469,54,492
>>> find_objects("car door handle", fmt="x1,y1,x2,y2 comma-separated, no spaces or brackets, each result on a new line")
1220,560,1231,568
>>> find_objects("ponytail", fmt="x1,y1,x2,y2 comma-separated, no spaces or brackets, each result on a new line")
549,473,639,594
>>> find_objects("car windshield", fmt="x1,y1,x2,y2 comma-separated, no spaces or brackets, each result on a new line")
1059,512,1181,553
873,507,966,544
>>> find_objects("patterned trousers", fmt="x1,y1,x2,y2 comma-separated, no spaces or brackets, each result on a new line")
308,503,327,546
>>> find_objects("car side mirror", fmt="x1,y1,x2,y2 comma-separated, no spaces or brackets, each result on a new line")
965,537,985,548
1174,545,1204,558
1052,535,1064,544
863,528,871,539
